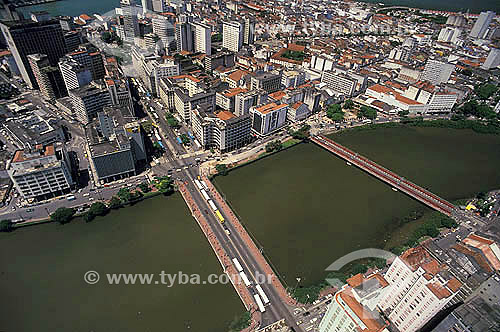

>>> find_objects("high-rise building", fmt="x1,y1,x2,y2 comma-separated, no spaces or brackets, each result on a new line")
420,59,455,85
243,17,255,45
63,30,82,52
175,21,193,53
58,57,92,91
0,19,67,89
152,14,175,51
192,22,211,55
470,11,495,39
223,21,243,53
7,143,74,201
250,72,282,93
321,71,358,97
121,0,140,42
482,48,500,70
28,53,67,101
69,84,111,124
63,45,105,81
152,0,166,12
249,102,288,136
141,0,153,14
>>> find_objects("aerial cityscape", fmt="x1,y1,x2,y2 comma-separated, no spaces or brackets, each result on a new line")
0,0,499,331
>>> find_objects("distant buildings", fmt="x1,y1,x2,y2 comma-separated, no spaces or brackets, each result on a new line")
7,143,74,201
469,11,495,39
0,19,67,89
482,48,500,70
69,83,112,124
250,73,281,93
223,21,243,53
420,59,454,85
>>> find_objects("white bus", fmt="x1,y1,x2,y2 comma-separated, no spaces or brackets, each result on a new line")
200,189,210,201
194,179,203,190
200,180,209,190
254,294,266,313
255,284,270,304
239,271,251,287
208,199,217,211
232,258,243,273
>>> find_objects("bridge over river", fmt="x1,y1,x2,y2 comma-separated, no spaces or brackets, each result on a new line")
311,135,456,216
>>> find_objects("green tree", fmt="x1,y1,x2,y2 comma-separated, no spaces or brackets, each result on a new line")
351,263,368,275
84,202,109,223
0,219,13,232
156,176,174,194
50,207,75,225
475,83,498,100
216,164,229,176
398,110,409,117
331,112,344,122
292,285,321,303
117,188,132,203
343,99,354,109
108,196,122,209
265,141,282,153
228,311,251,332
359,106,377,120
180,134,190,145
138,181,151,193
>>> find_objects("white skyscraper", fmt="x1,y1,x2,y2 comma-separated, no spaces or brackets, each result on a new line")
152,14,175,51
192,22,212,55
470,11,495,39
420,59,455,85
482,48,500,70
223,21,243,53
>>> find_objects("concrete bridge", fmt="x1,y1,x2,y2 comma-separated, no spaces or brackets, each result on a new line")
311,135,455,216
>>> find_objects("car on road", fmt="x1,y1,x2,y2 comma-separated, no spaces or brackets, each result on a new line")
11,206,16,211
83,193,90,197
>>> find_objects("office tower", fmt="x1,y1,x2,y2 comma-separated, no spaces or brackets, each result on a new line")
470,11,495,39
58,16,74,31
28,53,67,101
223,21,243,52
482,48,500,70
63,30,82,52
0,19,67,89
243,17,255,45
141,0,152,14
176,21,193,52
420,59,455,85
121,0,140,42
152,0,166,12
69,84,111,124
64,45,105,81
7,143,75,200
192,22,211,55
152,14,175,50
58,57,92,91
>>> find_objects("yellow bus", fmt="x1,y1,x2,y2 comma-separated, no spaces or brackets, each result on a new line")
215,210,225,223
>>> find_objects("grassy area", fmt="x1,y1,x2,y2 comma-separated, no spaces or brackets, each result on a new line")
281,138,301,149
281,50,305,62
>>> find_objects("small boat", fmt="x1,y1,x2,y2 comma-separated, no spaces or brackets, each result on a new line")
346,162,352,166
392,188,398,192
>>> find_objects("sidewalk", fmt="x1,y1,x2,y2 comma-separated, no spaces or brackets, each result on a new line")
176,181,261,331
202,176,299,308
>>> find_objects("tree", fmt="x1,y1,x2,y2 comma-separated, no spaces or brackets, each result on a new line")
156,176,174,194
117,188,132,203
108,196,122,209
228,311,251,332
290,125,311,140
0,219,13,232
343,99,354,109
84,202,109,223
398,110,409,117
359,106,377,120
180,134,190,146
475,83,498,100
265,141,282,153
50,207,75,225
138,181,151,193
351,263,368,275
331,112,344,122
216,164,229,176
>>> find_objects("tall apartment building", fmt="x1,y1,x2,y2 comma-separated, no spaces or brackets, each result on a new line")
7,143,74,201
378,246,462,332
438,27,462,45
243,17,255,45
27,53,67,101
482,48,500,70
191,105,251,153
64,30,82,52
250,73,281,93
152,14,175,51
223,21,243,53
58,57,92,91
132,48,180,95
69,84,111,124
249,102,288,136
86,106,145,184
470,11,495,39
192,22,211,55
121,0,140,42
235,89,268,116
319,273,391,332
420,59,455,85
64,45,106,81
389,46,413,62
0,19,67,89
175,21,193,53
321,71,358,97
141,0,153,13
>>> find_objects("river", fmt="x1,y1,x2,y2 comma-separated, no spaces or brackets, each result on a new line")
0,194,243,332
215,127,500,286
